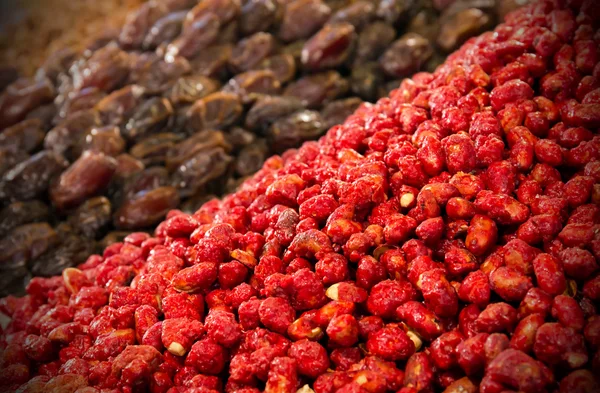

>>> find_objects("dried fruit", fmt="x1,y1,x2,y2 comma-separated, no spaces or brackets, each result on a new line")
2,2,594,393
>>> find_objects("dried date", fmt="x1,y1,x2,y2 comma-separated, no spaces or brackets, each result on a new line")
130,133,185,166
44,110,102,161
72,44,130,92
143,10,188,50
301,22,356,71
0,151,68,202
165,14,221,60
30,232,97,277
67,197,112,239
0,200,49,238
79,126,127,158
127,53,191,94
267,110,326,152
0,77,54,129
114,186,180,229
0,147,28,178
189,44,233,80
278,0,332,42
50,151,117,211
171,148,233,197
166,76,221,105
245,95,305,133
166,129,232,171
95,85,146,126
185,0,241,27
229,32,276,73
320,97,363,129
0,223,59,270
119,1,170,49
186,92,243,132
355,22,397,63
0,65,18,92
239,0,280,36
223,69,281,103
235,139,269,177
350,62,385,102
380,33,433,78
437,8,493,52
284,71,348,108
123,97,174,142
329,1,376,29
255,54,297,84
376,0,414,25
118,167,170,205
0,119,45,153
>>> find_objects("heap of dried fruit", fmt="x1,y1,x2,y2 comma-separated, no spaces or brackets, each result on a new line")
1,0,599,392
0,0,512,296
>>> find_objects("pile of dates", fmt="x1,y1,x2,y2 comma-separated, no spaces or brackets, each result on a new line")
1,0,600,392
0,0,511,295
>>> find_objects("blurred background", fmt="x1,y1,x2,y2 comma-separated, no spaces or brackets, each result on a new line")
0,0,145,75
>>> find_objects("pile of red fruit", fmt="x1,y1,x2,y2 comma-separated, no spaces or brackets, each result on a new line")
0,0,599,392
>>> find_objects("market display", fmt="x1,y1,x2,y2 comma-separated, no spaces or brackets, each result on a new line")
0,0,509,296
0,0,599,392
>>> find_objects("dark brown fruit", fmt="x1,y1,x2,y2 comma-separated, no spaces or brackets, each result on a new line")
95,85,146,126
0,77,54,129
30,231,96,277
185,0,241,27
379,33,433,78
166,130,233,171
72,44,130,92
239,0,280,36
0,119,45,153
165,13,221,60
437,8,494,52
235,139,269,177
44,110,102,160
350,62,385,102
130,133,185,166
320,97,363,129
329,1,376,29
267,109,326,152
355,22,397,63
376,0,414,25
0,201,50,238
67,196,112,239
186,92,243,132
284,71,348,108
0,151,68,202
301,22,356,71
143,10,188,50
80,126,127,158
229,32,276,73
245,95,305,133
171,148,233,197
278,0,332,42
0,223,59,270
166,76,221,105
223,69,281,103
123,97,174,142
189,44,233,80
50,151,117,210
114,186,180,229
119,1,170,49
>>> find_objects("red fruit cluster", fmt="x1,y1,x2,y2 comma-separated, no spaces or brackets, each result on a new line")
1,1,599,393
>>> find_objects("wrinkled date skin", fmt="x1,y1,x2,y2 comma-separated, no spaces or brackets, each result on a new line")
2,2,599,393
